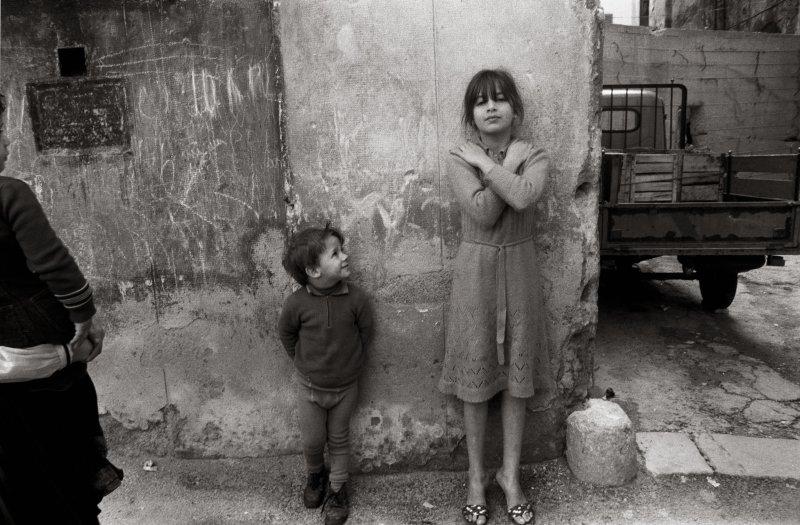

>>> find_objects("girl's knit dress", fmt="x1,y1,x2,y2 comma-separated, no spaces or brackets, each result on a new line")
438,140,549,403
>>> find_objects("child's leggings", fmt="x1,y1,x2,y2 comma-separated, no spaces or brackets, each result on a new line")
296,380,358,490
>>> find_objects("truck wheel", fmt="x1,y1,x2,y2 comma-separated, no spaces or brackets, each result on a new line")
698,271,738,311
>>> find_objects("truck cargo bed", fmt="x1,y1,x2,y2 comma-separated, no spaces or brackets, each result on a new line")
600,150,800,256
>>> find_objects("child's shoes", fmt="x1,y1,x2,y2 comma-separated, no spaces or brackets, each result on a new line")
322,482,349,525
303,469,328,508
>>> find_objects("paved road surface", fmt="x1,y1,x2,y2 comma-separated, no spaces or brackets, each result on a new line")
596,255,800,440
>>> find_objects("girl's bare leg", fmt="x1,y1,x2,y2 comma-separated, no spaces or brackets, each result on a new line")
495,391,533,523
463,400,488,525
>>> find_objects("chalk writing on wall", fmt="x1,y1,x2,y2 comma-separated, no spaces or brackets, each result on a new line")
26,78,130,152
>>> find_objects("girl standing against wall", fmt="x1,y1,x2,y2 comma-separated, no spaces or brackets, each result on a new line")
439,69,548,525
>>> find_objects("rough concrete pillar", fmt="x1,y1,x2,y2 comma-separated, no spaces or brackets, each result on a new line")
278,0,601,470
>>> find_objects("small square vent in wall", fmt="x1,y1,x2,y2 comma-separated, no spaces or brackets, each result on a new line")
57,47,87,77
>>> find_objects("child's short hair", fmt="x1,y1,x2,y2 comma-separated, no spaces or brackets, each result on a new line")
462,69,524,130
282,225,345,286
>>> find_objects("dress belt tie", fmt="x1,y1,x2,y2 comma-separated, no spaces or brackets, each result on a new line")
462,236,534,366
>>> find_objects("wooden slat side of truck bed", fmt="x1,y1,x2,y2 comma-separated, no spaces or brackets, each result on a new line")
610,151,723,204
600,151,800,256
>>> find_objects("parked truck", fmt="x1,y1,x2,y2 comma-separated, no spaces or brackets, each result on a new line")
599,83,800,310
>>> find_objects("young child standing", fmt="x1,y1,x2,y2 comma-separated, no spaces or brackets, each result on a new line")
278,225,374,525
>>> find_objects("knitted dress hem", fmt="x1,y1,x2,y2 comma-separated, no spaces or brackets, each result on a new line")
437,375,534,403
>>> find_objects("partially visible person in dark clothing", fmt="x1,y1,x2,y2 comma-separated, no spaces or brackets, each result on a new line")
0,94,122,524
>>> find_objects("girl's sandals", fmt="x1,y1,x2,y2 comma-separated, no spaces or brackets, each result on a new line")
506,502,535,525
461,504,489,524
494,472,535,525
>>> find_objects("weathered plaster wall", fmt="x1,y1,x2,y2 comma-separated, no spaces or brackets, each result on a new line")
649,0,800,33
2,0,600,468
604,24,800,154
1,0,291,457
279,0,601,469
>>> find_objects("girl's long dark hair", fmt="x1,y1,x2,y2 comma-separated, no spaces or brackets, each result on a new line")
462,69,524,130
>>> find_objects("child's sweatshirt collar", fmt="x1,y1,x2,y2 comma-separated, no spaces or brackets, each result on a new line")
305,280,349,296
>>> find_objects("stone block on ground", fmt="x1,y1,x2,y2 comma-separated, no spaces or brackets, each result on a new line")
566,399,637,486
696,433,800,480
636,432,712,476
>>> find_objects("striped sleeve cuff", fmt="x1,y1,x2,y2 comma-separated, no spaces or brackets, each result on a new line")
62,343,72,365
54,282,93,310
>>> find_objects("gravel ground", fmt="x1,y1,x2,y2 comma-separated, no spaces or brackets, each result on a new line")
101,454,800,524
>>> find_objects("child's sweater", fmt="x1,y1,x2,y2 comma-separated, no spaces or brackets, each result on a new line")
278,281,373,389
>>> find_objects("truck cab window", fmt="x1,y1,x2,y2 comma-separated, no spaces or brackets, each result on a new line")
601,109,639,133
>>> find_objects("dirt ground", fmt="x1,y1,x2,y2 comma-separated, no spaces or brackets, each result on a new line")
100,255,800,524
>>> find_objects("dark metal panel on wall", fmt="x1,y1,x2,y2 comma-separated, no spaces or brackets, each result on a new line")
26,78,130,153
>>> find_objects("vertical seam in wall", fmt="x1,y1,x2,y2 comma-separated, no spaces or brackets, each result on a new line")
269,0,297,237
162,367,174,455
583,6,604,398
431,0,443,271
429,0,448,440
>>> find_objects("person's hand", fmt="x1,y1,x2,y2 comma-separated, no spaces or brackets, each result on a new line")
71,320,91,348
70,338,95,363
503,141,533,174
70,318,105,362
450,142,494,174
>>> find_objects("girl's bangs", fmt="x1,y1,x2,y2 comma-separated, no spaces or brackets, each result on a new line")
473,75,504,102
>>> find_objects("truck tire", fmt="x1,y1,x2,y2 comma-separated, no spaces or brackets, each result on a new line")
698,271,738,311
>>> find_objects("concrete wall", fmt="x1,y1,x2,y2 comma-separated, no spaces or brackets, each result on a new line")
649,0,800,33
604,23,800,153
278,0,600,470
1,0,290,457
2,0,600,469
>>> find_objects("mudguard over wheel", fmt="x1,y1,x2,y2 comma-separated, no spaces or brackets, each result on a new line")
698,271,738,311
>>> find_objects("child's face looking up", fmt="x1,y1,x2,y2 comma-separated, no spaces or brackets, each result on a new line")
472,89,515,136
307,234,350,287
